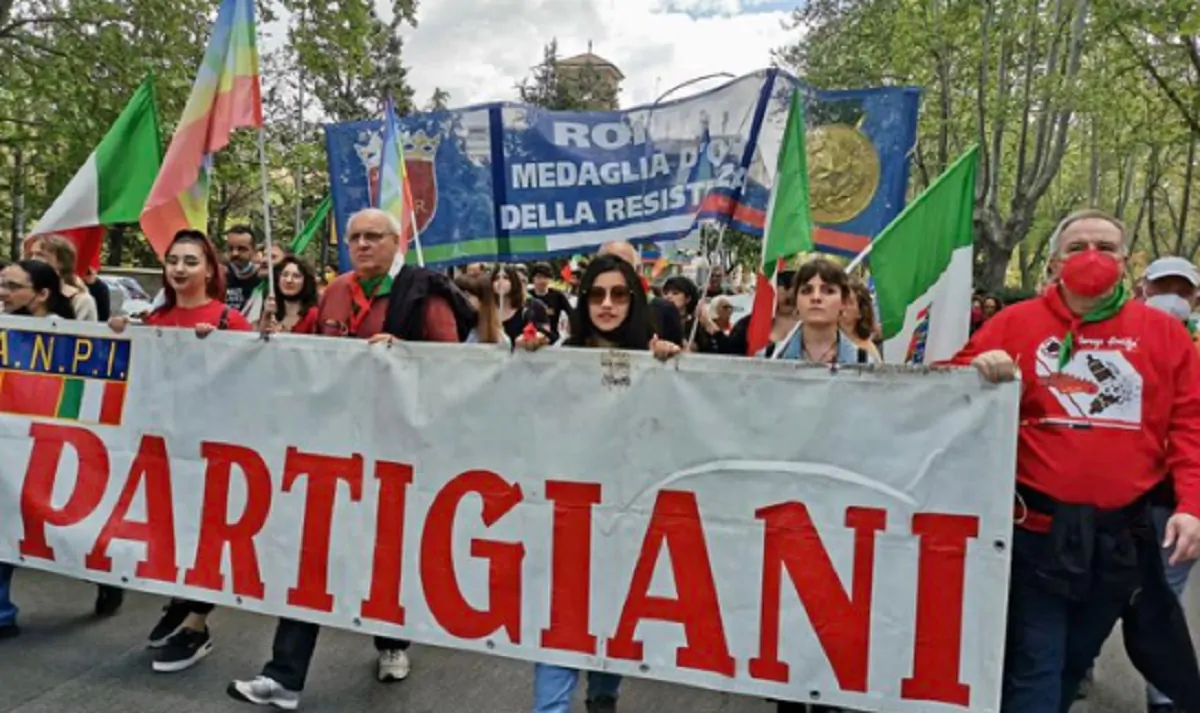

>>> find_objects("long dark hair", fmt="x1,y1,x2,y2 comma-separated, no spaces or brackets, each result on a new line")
846,280,877,341
273,256,319,321
663,275,700,314
19,259,75,319
454,272,502,344
565,254,652,350
493,265,526,310
159,229,225,311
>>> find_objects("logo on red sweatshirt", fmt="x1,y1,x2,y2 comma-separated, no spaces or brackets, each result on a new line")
1034,337,1143,425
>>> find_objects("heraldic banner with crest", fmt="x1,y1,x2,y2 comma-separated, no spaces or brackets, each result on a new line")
323,70,920,267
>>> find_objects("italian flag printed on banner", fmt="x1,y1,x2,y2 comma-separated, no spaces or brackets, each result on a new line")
29,77,163,272
0,372,127,425
746,90,814,356
873,146,979,364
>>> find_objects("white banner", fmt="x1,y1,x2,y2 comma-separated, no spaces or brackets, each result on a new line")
0,318,1018,712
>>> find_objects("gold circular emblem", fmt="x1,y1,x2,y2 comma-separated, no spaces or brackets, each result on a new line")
805,124,881,224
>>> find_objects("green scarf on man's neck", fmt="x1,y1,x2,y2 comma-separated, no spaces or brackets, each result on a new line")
1058,282,1129,370
357,273,392,299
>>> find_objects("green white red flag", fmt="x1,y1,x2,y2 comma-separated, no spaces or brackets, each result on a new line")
745,90,814,355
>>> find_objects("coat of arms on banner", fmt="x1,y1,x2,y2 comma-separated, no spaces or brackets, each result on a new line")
354,129,440,233
0,329,130,426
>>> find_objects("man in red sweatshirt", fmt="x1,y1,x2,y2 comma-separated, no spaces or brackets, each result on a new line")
954,209,1200,713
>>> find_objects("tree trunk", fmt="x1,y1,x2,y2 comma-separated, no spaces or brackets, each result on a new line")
106,225,125,267
977,234,1011,292
1178,134,1196,249
214,182,229,241
9,146,23,262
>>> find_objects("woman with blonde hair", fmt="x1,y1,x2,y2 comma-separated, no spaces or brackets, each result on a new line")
26,234,99,320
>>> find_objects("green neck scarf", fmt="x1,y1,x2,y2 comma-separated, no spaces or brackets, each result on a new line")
358,274,392,299
1058,282,1129,369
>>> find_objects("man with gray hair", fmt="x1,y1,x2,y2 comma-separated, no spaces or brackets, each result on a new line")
228,207,474,709
949,209,1200,712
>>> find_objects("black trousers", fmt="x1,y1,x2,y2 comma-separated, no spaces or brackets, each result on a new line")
167,598,215,615
261,617,408,691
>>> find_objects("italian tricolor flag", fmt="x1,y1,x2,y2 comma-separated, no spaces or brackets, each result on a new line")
746,90,814,356
873,146,979,364
0,372,126,425
29,77,163,272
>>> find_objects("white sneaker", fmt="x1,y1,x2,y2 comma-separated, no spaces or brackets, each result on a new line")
227,675,301,710
377,649,410,682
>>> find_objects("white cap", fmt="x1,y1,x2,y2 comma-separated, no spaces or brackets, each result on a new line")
1144,256,1200,286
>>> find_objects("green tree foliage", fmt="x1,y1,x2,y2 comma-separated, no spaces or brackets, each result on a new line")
279,0,416,122
426,87,450,112
0,0,417,269
518,40,621,111
775,0,1200,290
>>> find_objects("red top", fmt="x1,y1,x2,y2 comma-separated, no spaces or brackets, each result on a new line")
143,300,253,332
316,273,458,342
948,287,1200,516
288,306,319,334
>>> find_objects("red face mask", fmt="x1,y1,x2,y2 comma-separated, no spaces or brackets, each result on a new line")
1059,250,1122,298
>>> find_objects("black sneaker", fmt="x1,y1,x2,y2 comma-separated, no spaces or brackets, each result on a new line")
0,623,18,640
94,585,124,617
152,627,213,672
148,600,191,648
586,695,617,713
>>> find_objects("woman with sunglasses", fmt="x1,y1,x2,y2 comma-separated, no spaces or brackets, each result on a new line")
516,253,678,713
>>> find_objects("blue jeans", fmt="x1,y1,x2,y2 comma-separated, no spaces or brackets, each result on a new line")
1001,528,1128,713
0,563,16,627
1146,506,1195,707
532,663,622,713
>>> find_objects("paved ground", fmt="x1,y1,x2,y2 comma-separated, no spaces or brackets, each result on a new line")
0,569,1194,712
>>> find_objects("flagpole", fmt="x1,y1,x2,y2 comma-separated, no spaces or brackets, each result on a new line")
685,221,729,349
844,241,875,274
409,205,425,267
256,126,276,302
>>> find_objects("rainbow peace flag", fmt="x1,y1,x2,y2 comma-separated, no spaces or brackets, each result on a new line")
376,98,416,255
140,0,263,257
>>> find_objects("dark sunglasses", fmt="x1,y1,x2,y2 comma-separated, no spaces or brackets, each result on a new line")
587,285,632,306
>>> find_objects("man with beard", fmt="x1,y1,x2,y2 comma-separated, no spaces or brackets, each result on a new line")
224,225,261,313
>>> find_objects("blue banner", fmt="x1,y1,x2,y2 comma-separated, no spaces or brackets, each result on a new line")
324,70,920,268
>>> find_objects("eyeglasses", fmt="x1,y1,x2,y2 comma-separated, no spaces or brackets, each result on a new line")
587,285,632,306
0,280,31,290
347,231,391,245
